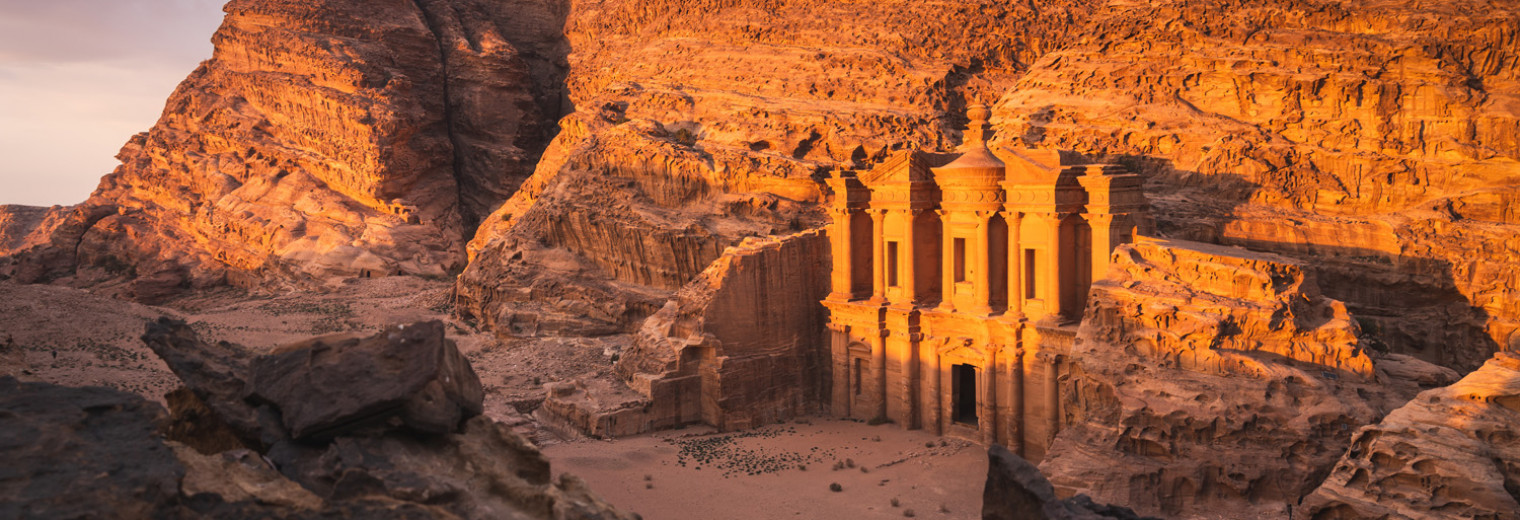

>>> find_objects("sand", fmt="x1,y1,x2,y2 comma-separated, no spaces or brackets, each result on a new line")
542,418,988,520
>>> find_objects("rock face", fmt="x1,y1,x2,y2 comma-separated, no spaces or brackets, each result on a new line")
1084,238,1375,380
1303,352,1520,520
983,444,1154,520
0,0,567,300
134,318,638,519
248,321,484,439
1043,238,1457,518
454,0,1108,339
541,230,831,436
986,0,1520,372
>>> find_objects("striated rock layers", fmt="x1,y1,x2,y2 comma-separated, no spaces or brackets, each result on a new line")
1042,238,1458,518
455,0,1110,338
1304,351,1520,520
541,230,831,436
0,0,567,301
986,0,1520,372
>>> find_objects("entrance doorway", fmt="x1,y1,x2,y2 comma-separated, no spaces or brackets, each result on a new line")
951,364,978,426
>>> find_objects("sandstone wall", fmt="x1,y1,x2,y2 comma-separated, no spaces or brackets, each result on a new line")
1042,237,1455,518
985,0,1520,373
540,229,831,435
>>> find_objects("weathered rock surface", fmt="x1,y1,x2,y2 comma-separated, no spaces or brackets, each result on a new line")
134,319,636,520
248,321,484,439
984,444,1154,520
0,377,184,519
455,0,1106,338
986,0,1520,372
1085,238,1374,380
1043,238,1456,518
1303,352,1520,520
0,0,567,299
540,230,831,436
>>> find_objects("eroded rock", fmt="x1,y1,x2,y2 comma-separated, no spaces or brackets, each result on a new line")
1303,352,1520,520
248,321,484,439
984,444,1153,520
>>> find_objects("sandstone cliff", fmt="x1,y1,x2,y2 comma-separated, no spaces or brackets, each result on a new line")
1043,239,1458,518
1304,351,1520,520
1,0,566,301
986,0,1520,372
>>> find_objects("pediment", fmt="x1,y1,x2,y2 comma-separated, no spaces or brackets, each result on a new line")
858,150,944,186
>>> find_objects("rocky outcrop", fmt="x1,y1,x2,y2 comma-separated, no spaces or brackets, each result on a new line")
0,377,184,519
985,0,1520,373
1084,238,1374,380
541,230,831,435
134,319,638,519
1042,238,1458,518
1303,352,1520,519
984,444,1154,520
0,0,566,300
248,321,483,439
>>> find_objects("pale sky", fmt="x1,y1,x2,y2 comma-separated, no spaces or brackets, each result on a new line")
0,0,226,207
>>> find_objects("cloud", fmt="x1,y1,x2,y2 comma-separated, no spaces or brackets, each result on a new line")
0,0,225,206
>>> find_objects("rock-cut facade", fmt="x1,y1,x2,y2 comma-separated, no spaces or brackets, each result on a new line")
822,105,1148,461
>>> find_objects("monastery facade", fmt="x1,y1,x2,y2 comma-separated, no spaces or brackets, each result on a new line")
821,106,1148,460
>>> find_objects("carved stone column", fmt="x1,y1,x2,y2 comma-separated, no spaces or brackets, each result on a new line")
900,209,918,305
827,208,854,301
870,209,887,303
1004,211,1024,320
981,346,998,444
1085,212,1117,285
937,210,955,311
1043,213,1066,321
971,211,994,315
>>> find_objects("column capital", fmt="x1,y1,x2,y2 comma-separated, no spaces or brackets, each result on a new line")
868,208,888,219
1000,210,1024,221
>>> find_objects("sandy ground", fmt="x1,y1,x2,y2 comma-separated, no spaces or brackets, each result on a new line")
542,419,988,520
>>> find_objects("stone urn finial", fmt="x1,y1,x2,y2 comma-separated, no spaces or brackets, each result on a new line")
963,104,993,150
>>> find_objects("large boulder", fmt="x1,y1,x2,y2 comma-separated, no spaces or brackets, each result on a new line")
248,321,484,439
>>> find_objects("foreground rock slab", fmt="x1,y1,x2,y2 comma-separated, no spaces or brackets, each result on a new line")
1304,352,1520,520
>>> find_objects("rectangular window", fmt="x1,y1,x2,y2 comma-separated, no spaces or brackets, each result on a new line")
1024,249,1038,299
953,238,967,283
887,241,900,287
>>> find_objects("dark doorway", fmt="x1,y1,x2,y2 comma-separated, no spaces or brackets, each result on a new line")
951,364,978,426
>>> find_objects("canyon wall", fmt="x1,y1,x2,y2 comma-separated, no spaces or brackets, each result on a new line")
986,0,1520,372
0,0,564,301
455,0,1113,337
1044,239,1457,518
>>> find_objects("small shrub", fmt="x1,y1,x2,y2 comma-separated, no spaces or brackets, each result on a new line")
938,504,950,513
890,498,900,508
903,509,916,517
845,458,856,468
829,483,843,492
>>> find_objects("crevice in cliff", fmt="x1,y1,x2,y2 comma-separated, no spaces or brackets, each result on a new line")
408,0,477,237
